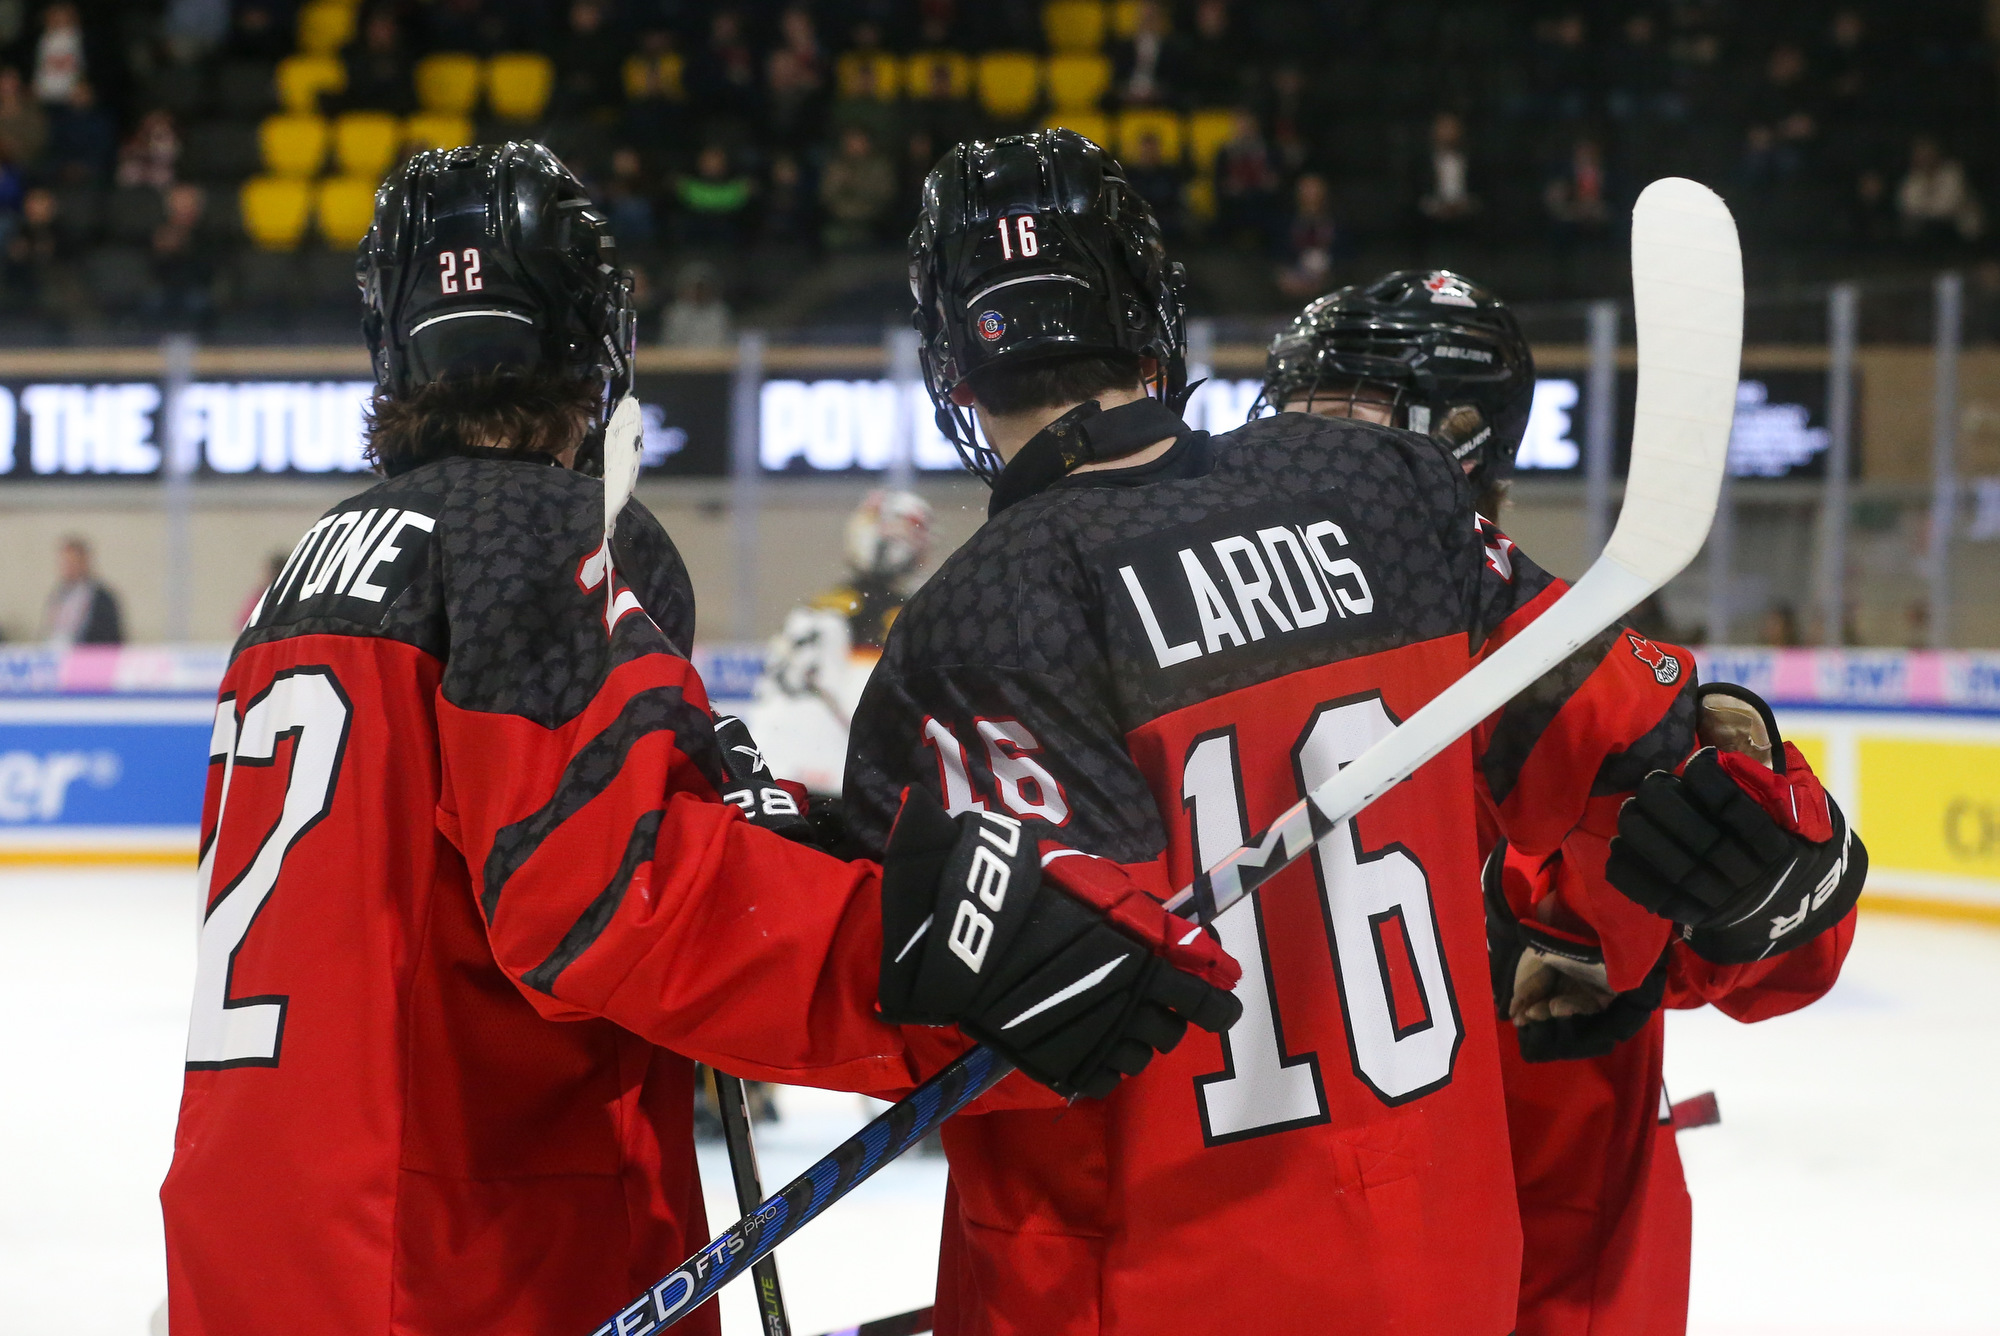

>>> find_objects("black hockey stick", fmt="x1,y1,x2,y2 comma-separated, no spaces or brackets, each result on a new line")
590,177,1744,1336
711,1069,792,1336
815,1305,935,1336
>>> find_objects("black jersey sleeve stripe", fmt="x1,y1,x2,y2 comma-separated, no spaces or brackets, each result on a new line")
481,685,722,922
1480,624,1626,807
520,807,666,995
1590,685,1698,796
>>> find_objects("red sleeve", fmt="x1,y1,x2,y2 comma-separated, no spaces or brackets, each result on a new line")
435,648,926,1092
1665,906,1857,1019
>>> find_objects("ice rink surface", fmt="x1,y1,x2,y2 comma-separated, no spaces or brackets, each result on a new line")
1,868,1995,1336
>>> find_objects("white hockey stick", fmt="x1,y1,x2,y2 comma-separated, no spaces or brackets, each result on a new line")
596,176,1743,1336
1171,175,1742,920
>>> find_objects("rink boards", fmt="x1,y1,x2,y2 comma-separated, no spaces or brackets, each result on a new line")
1,645,1996,920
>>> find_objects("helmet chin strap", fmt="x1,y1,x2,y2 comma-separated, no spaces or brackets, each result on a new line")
987,395,1191,517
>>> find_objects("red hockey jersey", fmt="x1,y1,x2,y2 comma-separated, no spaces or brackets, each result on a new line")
1494,830,1857,1336
841,412,1700,1336
161,456,932,1336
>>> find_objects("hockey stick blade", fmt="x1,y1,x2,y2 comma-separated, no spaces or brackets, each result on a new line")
596,178,1741,1336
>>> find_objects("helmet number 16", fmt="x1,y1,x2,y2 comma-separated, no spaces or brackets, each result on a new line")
995,215,1039,260
438,247,484,294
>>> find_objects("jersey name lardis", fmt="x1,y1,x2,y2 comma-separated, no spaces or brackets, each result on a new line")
249,497,439,631
1107,502,1377,672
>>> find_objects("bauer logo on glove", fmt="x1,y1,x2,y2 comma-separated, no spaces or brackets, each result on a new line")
1605,684,1868,965
878,787,1242,1100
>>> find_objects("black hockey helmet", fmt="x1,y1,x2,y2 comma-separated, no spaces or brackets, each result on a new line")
358,141,636,475
1256,269,1534,489
908,129,1189,483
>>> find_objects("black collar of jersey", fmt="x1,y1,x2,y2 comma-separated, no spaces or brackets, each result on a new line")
988,396,1197,517
382,445,562,477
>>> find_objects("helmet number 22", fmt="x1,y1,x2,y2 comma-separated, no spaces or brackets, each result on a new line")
995,215,1039,260
438,247,484,294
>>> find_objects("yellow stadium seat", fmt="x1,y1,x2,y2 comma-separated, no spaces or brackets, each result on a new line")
276,54,345,113
297,0,356,56
259,113,329,177
487,52,553,121
1044,53,1109,111
414,53,481,115
905,51,972,101
332,111,400,178
241,176,312,250
404,112,473,152
1186,107,1238,170
1116,108,1183,162
1109,0,1157,39
836,50,901,101
976,51,1040,119
316,176,378,247
623,52,686,101
1184,173,1216,221
1043,0,1106,51
1041,111,1110,148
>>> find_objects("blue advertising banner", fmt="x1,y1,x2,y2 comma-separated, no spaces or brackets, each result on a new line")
0,700,211,841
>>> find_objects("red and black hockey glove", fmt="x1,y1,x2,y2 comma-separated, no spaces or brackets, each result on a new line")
1483,841,1667,1062
711,713,817,846
878,787,1243,1100
1606,685,1867,965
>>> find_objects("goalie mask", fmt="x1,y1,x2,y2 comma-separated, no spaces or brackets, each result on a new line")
358,141,636,476
1257,270,1534,492
908,129,1189,483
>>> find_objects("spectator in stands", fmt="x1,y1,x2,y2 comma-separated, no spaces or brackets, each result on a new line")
0,68,47,170
115,110,179,192
162,0,230,67
225,0,292,62
1851,168,1897,246
1898,136,1983,245
1759,603,1803,648
766,6,827,148
687,10,762,131
829,52,901,150
1181,0,1248,107
1121,129,1185,240
425,0,515,56
759,152,816,248
1112,0,1181,108
1530,11,1592,121
600,146,657,247
1261,66,1315,177
674,143,753,247
819,125,895,251
341,8,416,116
4,186,69,309
45,80,115,185
1276,172,1335,300
554,0,625,119
623,30,687,143
661,261,732,347
150,183,212,325
31,3,84,109
1213,109,1279,248
1544,135,1611,229
907,58,979,156
1418,111,1478,224
43,537,123,648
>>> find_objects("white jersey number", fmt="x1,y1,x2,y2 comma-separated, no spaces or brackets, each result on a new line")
1183,695,1461,1144
185,668,352,1069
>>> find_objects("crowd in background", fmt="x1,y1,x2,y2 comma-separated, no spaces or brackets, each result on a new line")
0,0,1989,341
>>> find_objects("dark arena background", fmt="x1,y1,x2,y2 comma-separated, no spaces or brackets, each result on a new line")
0,3,1996,1334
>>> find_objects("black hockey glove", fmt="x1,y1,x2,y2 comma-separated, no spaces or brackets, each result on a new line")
1484,842,1667,1062
878,788,1242,1100
1605,685,1867,965
711,714,816,846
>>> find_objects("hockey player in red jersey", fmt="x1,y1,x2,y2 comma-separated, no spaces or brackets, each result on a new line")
158,143,1238,1336
833,130,1716,1336
1259,270,1866,1336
